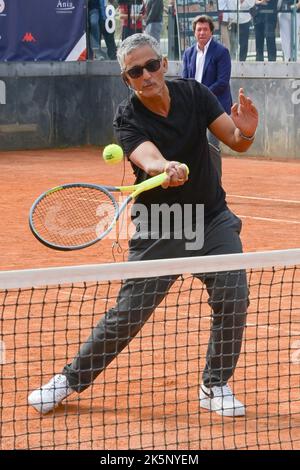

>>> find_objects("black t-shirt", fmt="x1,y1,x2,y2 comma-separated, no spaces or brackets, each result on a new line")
113,78,227,225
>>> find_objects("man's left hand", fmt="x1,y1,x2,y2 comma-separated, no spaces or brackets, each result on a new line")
231,88,258,138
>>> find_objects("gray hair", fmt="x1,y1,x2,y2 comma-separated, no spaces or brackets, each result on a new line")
117,33,162,71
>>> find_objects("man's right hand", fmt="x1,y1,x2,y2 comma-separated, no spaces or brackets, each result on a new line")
162,162,189,189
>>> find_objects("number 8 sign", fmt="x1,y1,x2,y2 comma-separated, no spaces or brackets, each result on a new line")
105,5,116,34
0,0,6,14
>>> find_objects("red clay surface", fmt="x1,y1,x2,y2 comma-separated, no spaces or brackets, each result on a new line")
0,148,300,450
0,147,299,270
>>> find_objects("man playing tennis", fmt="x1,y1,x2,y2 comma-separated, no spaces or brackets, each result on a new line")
28,33,258,417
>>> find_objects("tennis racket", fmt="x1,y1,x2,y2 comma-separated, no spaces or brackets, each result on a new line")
29,165,189,251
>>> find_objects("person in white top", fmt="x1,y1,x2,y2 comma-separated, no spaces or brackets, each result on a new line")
228,0,256,61
195,36,213,83
218,0,231,49
278,0,300,61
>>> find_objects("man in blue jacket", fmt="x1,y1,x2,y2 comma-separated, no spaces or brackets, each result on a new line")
182,15,232,179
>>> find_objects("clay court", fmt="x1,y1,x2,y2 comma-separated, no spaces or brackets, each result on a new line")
0,148,300,449
0,147,299,270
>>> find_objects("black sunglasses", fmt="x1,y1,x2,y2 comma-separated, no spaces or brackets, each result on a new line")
125,58,162,79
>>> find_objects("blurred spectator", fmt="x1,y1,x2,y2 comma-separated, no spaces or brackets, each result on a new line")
144,0,164,43
218,0,231,50
228,0,255,61
88,0,117,60
167,0,180,59
254,0,278,61
119,1,145,40
278,0,300,61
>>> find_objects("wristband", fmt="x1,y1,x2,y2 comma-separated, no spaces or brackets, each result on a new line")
239,129,256,141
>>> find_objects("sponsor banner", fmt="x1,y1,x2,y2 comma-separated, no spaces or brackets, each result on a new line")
0,0,87,61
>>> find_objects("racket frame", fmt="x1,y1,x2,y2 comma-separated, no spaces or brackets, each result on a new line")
29,183,120,251
29,167,188,251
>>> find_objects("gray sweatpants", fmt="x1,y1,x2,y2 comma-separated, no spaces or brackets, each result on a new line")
63,209,248,391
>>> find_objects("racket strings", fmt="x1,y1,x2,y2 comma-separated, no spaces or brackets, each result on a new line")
32,186,117,247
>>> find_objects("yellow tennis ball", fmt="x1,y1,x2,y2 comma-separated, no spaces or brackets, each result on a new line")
103,144,124,164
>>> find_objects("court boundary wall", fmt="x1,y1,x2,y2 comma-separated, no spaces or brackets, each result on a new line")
0,62,299,158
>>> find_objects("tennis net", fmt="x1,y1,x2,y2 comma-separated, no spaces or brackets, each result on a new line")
1,249,300,450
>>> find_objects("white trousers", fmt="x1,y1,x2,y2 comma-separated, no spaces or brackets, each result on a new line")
278,12,300,61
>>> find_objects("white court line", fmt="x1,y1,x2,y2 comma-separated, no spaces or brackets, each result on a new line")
246,322,300,336
237,215,300,224
228,194,300,204
198,317,300,336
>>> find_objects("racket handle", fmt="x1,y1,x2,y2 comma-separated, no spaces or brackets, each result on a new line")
141,172,168,190
148,163,189,188
131,172,167,197
138,163,189,191
133,163,190,197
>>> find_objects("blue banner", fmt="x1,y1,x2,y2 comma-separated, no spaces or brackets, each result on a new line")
0,0,87,61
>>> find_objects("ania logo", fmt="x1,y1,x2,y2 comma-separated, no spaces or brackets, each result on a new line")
0,0,6,15
22,32,37,43
56,1,75,13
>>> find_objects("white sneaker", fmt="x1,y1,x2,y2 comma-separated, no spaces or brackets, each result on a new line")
200,383,245,417
28,374,74,414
